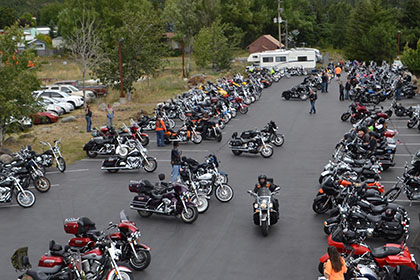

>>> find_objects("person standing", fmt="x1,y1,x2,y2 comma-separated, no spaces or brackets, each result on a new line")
106,104,114,128
155,114,166,147
85,105,92,132
321,71,328,93
309,88,317,114
338,81,344,101
324,246,347,280
344,79,351,100
324,71,329,93
395,76,403,101
171,141,182,182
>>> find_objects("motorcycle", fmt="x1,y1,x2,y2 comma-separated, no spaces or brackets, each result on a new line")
0,171,36,208
163,120,202,144
247,184,281,236
83,131,130,158
261,120,285,147
385,163,420,203
230,131,274,158
37,138,66,172
129,180,199,224
282,84,310,101
101,140,157,173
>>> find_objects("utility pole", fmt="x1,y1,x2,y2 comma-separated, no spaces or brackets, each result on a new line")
181,37,186,78
285,20,288,49
277,0,282,48
397,31,401,55
118,38,125,99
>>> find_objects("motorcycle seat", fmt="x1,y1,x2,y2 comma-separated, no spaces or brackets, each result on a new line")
371,204,387,214
353,167,363,173
25,270,51,280
354,159,367,165
370,246,400,259
367,214,382,223
93,138,112,145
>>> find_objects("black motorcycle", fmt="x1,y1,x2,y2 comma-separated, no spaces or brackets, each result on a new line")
247,184,281,236
229,131,274,158
129,180,199,224
101,140,157,173
281,84,309,101
195,118,222,142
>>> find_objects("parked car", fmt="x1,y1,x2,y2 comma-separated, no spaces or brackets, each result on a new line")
44,84,95,103
33,90,84,108
40,96,74,113
39,100,64,116
55,80,108,97
31,111,59,124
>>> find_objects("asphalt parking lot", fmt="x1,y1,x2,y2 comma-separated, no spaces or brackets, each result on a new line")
1,76,419,280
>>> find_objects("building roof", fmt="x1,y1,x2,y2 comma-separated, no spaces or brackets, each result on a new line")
247,35,284,49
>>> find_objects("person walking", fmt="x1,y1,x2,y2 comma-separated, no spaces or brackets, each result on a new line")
338,81,344,101
395,76,403,101
171,141,182,182
323,246,347,280
335,65,342,81
106,104,114,128
321,71,328,93
309,88,317,114
344,79,351,100
85,104,92,132
324,71,329,93
155,114,167,147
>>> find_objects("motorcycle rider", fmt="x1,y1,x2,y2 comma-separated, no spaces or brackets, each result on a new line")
253,174,279,214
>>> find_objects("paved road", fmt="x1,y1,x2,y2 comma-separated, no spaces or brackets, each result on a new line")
1,76,419,280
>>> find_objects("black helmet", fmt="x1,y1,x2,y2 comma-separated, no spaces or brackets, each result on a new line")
158,173,165,181
258,174,267,185
377,117,386,125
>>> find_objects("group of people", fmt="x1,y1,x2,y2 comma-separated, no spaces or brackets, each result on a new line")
83,104,114,133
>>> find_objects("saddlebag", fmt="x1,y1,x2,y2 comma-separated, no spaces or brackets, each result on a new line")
102,158,117,167
130,195,150,208
381,222,402,236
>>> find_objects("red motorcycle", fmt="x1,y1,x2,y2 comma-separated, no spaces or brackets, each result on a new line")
64,210,152,271
230,96,249,114
318,232,417,274
341,103,389,124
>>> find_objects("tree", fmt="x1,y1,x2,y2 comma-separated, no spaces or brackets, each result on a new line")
20,12,36,27
60,9,104,106
40,3,65,29
401,40,420,74
193,19,232,70
0,24,40,145
345,0,397,62
400,0,420,49
93,0,166,96
0,7,17,29
164,0,201,76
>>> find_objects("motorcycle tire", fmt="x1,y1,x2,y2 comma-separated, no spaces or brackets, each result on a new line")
34,176,51,193
57,157,66,172
86,150,98,158
140,136,150,147
108,271,131,280
384,188,400,202
272,134,285,147
300,94,308,101
191,194,209,213
350,116,359,124
244,98,252,105
385,110,393,118
219,121,226,129
312,198,331,214
324,224,332,235
218,174,228,184
318,262,324,275
254,94,260,101
418,123,420,131
260,146,273,158
283,92,290,100
107,169,119,173
407,120,417,128
167,119,176,129
215,184,234,203
261,220,269,236
192,134,202,144
16,190,36,208
180,206,199,224
341,112,351,121
179,112,187,121
216,133,222,142
137,210,153,217
231,109,237,118
143,157,158,173
232,150,242,156
129,248,151,271
316,84,322,91
239,106,248,114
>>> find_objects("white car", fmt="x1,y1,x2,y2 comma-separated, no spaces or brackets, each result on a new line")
45,84,95,103
40,101,64,116
34,90,84,108
41,96,74,113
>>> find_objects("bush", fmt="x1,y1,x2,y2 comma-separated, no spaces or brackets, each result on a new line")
402,40,420,74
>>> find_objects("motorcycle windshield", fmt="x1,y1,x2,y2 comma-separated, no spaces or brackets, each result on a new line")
120,210,129,222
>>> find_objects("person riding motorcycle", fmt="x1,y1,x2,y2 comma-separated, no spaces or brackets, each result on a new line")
253,174,279,213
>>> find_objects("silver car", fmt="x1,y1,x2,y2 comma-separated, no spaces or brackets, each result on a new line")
42,97,74,113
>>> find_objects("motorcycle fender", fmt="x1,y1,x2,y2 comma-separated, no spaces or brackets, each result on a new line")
219,171,228,176
83,141,94,151
313,194,327,203
184,201,197,208
260,213,267,222
106,266,132,280
320,253,329,263
325,216,339,226
138,243,151,251
320,171,331,177
140,133,149,137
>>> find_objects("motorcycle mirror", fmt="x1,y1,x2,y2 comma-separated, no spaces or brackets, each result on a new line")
274,186,281,192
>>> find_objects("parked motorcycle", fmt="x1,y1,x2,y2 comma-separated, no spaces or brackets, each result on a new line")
36,138,66,172
129,180,199,224
163,120,202,144
0,171,36,208
230,131,274,158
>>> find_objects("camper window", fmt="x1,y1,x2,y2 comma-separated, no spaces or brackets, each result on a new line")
275,56,286,62
262,57,274,63
297,56,308,62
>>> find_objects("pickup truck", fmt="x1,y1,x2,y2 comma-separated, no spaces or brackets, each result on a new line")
54,80,108,97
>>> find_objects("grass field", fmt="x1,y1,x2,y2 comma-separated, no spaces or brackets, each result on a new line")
1,53,248,163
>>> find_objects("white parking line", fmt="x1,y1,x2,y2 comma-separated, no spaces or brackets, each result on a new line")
397,134,420,136
157,159,170,162
394,199,419,203
81,159,103,162
149,149,209,153
48,169,89,174
0,204,20,208
388,166,405,169
394,154,412,156
399,143,420,146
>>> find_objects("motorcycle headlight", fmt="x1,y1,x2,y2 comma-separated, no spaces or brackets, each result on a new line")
268,203,273,208
254,203,258,208
261,203,267,209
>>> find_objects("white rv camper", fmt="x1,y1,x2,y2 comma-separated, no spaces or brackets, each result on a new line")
247,48,318,69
